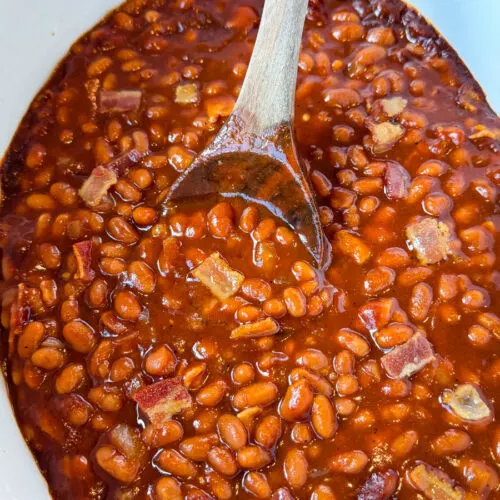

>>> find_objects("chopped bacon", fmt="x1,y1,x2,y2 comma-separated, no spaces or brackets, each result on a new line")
73,240,95,282
441,383,492,422
406,217,453,265
192,252,245,300
132,377,192,425
381,332,435,379
358,470,398,500
106,148,146,175
384,162,411,200
79,166,117,207
175,83,199,105
271,487,295,500
358,298,397,333
8,283,30,357
230,317,280,339
408,463,464,500
99,90,142,113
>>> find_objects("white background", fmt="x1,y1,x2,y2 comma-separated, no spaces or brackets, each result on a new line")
0,0,498,498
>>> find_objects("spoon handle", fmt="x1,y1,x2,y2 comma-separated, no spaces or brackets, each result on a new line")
232,0,309,135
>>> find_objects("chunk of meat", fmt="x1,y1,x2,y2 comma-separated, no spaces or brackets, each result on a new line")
8,283,30,357
79,166,117,207
406,217,453,265
381,332,435,379
408,463,464,500
106,148,146,175
132,377,192,425
384,162,411,200
358,470,398,500
231,317,280,339
192,252,245,300
441,384,492,422
73,240,95,282
99,90,142,113
358,298,397,333
175,83,199,105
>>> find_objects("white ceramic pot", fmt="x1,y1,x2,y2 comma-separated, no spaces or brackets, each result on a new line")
0,1,497,498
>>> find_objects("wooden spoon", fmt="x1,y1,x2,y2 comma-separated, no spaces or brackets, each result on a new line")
167,0,327,266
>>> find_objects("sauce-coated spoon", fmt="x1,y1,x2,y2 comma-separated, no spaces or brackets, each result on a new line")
167,0,326,265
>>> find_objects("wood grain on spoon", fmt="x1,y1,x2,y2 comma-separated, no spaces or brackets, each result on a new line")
166,0,327,266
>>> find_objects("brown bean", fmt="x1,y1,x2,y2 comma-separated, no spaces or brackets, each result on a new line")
233,382,279,410
237,445,272,469
197,380,229,407
284,448,308,489
179,433,219,461
217,414,248,451
62,320,96,353
328,450,368,474
279,379,314,422
242,471,272,499
207,446,238,476
311,395,337,439
156,449,197,478
254,415,282,450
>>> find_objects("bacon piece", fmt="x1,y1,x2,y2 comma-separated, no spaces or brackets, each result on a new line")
358,470,398,500
441,384,492,422
406,217,453,265
271,487,295,500
73,240,95,282
132,377,192,425
106,148,146,175
8,283,30,357
384,162,411,200
358,298,397,333
174,83,199,105
192,252,245,300
231,317,280,339
408,463,464,500
381,332,435,379
79,166,117,207
99,90,142,113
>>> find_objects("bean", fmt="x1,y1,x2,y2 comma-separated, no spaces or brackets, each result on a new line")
233,382,279,410
328,450,368,474
207,446,238,476
156,449,197,478
242,471,271,499
237,445,272,469
197,380,229,407
254,415,282,450
217,414,248,451
144,345,176,376
62,320,96,353
432,429,471,455
155,477,182,500
113,290,142,321
280,379,314,422
284,448,308,489
311,395,337,439
179,433,219,461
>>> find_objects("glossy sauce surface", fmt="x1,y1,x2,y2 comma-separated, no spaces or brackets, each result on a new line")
0,0,499,499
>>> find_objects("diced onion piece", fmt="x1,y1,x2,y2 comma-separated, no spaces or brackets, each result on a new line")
441,383,492,422
408,463,464,500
